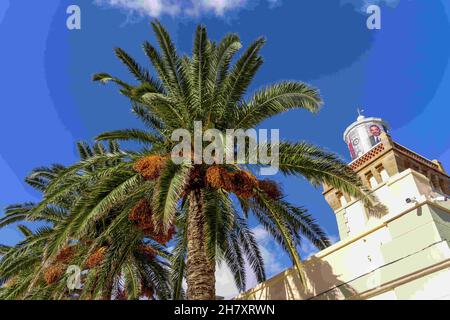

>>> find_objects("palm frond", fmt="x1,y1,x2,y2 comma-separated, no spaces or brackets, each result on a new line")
233,81,322,129
219,37,265,119
96,129,163,146
17,225,33,238
278,142,374,207
153,161,190,232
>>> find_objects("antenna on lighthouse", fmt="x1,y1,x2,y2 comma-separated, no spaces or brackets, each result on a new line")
357,107,365,121
357,107,365,116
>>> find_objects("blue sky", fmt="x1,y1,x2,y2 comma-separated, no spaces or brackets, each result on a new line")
1,0,449,296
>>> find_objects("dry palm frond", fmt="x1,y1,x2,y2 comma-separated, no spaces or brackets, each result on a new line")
4,277,17,288
133,155,167,180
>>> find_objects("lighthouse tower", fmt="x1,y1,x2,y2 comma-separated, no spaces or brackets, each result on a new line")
324,114,449,240
238,113,450,300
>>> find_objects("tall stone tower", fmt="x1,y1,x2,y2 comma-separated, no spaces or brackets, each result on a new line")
324,114,449,241
238,114,450,300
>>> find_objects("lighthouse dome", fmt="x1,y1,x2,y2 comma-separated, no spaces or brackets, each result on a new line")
343,113,389,160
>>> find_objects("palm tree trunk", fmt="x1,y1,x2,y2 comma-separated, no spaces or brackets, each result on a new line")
102,279,114,300
186,190,216,300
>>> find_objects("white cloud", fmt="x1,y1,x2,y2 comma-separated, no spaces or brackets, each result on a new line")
300,232,340,259
251,225,284,275
177,261,257,299
300,240,319,259
259,244,284,274
177,262,253,299
215,225,284,299
215,263,239,299
94,0,180,17
252,224,271,242
193,0,246,16
94,0,279,18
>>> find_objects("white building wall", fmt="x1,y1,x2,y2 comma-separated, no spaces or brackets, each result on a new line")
236,169,450,300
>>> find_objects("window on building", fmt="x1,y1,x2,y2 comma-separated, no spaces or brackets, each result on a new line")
376,164,390,182
340,195,348,207
336,192,347,207
431,175,444,193
439,178,447,194
365,171,378,189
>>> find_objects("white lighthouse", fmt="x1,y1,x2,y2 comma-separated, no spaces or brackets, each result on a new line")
343,111,389,160
237,114,450,300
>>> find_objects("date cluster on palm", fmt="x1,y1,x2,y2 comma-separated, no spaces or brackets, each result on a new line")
258,179,283,200
43,246,77,285
182,165,206,195
55,246,76,264
139,244,157,260
44,263,66,285
133,156,282,201
128,198,176,245
133,155,167,180
85,246,108,269
205,166,282,200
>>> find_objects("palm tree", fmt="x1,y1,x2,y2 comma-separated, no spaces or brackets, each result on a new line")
0,142,171,300
30,21,372,300
0,223,171,300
